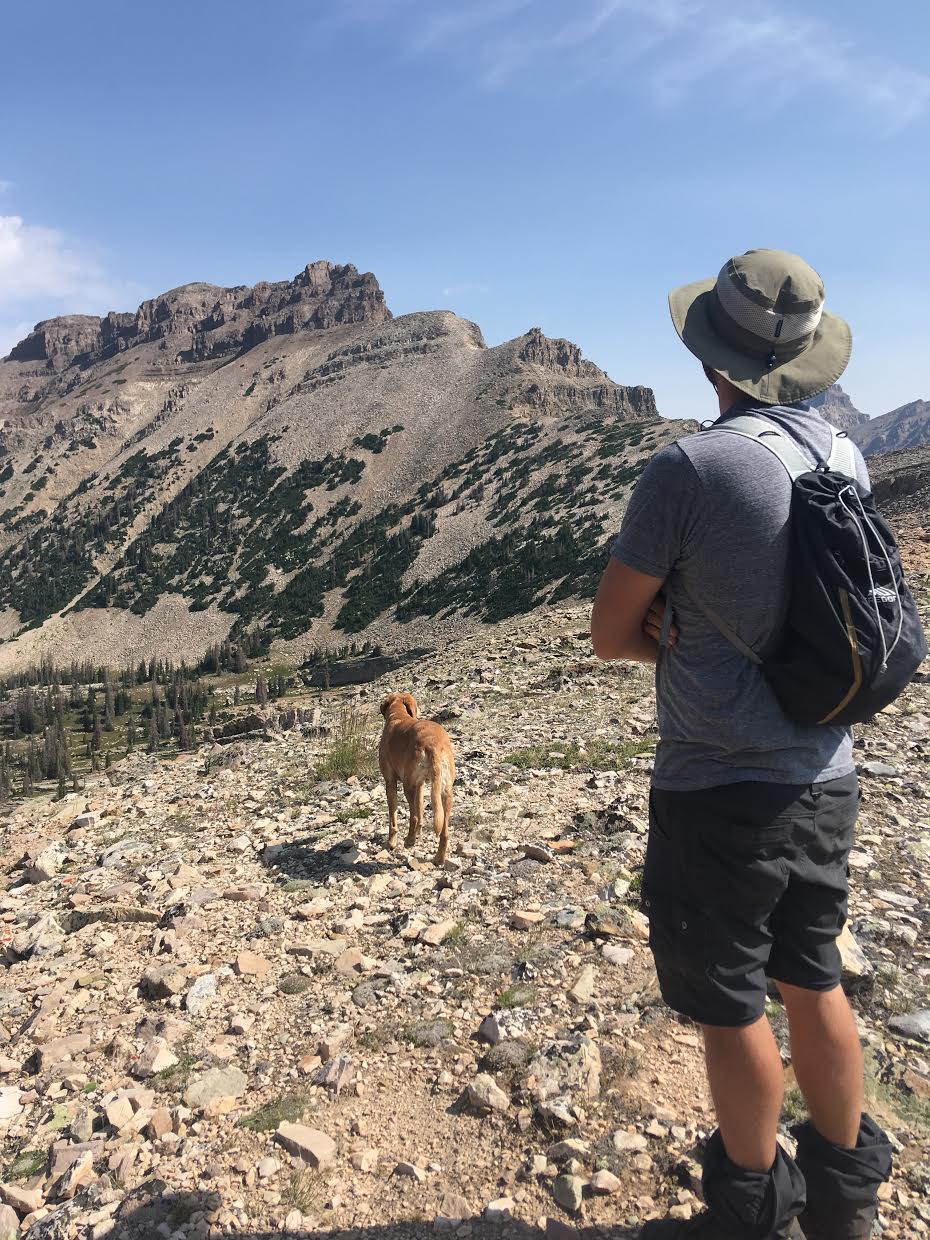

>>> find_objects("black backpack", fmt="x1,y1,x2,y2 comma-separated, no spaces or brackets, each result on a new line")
693,413,927,726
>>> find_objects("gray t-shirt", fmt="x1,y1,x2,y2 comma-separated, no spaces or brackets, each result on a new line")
611,399,871,791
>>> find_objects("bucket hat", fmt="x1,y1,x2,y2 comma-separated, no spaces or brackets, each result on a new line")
668,248,851,404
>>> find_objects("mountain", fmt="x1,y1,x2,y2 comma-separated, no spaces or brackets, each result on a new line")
808,383,869,431
0,261,668,673
851,399,930,455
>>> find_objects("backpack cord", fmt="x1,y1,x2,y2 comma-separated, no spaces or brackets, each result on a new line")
837,485,904,671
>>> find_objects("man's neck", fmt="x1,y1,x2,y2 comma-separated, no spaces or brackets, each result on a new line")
716,377,747,415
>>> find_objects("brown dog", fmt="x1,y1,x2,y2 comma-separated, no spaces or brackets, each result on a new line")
378,692,455,865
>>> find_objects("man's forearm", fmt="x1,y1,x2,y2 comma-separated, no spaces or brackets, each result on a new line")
594,629,658,664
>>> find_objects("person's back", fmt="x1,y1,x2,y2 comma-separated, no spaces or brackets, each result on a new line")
590,249,893,1240
622,399,872,790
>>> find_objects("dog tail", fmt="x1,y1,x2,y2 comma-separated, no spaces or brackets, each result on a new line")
430,763,445,838
430,754,453,837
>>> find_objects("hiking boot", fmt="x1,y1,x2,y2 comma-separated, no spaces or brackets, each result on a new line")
792,1115,892,1240
640,1131,806,1239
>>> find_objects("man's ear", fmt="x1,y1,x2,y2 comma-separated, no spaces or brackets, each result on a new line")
401,693,418,719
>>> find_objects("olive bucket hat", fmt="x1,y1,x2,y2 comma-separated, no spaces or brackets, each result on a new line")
668,248,852,404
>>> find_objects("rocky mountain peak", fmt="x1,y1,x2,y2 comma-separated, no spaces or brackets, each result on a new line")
5,261,391,372
809,383,869,430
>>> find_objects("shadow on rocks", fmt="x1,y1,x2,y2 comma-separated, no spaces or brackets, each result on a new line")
109,1189,642,1240
260,836,394,884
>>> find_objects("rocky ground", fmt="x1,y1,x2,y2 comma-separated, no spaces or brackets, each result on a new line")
1,596,929,1240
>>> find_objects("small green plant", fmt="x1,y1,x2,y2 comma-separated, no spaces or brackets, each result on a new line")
334,806,373,823
240,1091,312,1131
7,1148,47,1180
405,1018,455,1048
498,983,536,1009
504,737,656,771
315,708,379,781
782,1087,807,1125
281,878,319,893
282,1168,328,1213
279,971,313,995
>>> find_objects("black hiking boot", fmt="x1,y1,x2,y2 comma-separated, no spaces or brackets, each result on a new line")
640,1131,806,1239
792,1115,892,1240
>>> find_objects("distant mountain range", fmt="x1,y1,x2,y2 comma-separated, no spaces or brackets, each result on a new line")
0,261,671,673
810,384,930,456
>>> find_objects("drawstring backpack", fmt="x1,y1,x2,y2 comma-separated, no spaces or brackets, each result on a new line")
679,414,927,726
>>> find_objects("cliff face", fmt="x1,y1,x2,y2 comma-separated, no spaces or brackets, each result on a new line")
0,263,665,672
7,261,391,371
809,383,870,431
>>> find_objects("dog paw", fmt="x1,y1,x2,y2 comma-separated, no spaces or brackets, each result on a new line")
404,832,417,848
433,851,447,867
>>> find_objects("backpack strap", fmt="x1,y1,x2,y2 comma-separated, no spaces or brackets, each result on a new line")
685,413,815,662
827,430,857,480
710,413,815,481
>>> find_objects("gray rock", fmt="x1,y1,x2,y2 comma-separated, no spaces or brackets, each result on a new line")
528,1037,602,1109
141,963,187,999
184,972,218,1015
435,1192,471,1229
553,1174,584,1213
466,1073,510,1112
553,907,586,931
477,1012,502,1045
859,761,899,778
888,1010,930,1043
184,1066,248,1109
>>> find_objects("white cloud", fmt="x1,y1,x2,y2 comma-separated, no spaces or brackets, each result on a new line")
368,0,930,134
0,213,141,357
0,180,13,195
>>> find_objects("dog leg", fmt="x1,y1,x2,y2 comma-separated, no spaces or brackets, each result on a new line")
403,782,419,848
385,778,399,849
414,785,425,841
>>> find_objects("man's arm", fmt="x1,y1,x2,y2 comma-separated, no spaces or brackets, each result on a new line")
590,558,667,663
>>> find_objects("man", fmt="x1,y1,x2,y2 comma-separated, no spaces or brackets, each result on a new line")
590,250,892,1239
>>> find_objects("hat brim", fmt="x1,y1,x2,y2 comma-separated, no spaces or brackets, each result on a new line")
668,278,852,404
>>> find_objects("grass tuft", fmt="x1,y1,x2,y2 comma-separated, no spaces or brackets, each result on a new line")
240,1091,312,1131
315,709,380,781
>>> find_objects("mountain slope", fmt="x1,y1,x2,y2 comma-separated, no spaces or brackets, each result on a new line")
852,398,930,455
0,263,668,672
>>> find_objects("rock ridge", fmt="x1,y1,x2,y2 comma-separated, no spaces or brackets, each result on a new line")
7,260,391,372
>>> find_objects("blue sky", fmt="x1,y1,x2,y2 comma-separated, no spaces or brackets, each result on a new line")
2,0,928,419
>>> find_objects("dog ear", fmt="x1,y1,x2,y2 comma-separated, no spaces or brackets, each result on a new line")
401,693,418,719
379,696,392,717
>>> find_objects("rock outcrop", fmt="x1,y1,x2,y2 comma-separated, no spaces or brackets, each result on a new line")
7,261,390,372
809,383,869,431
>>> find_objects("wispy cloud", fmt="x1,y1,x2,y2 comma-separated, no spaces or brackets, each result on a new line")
0,213,141,357
350,0,930,134
0,180,13,196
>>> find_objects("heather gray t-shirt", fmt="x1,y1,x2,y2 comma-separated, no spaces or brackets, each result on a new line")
611,399,871,791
